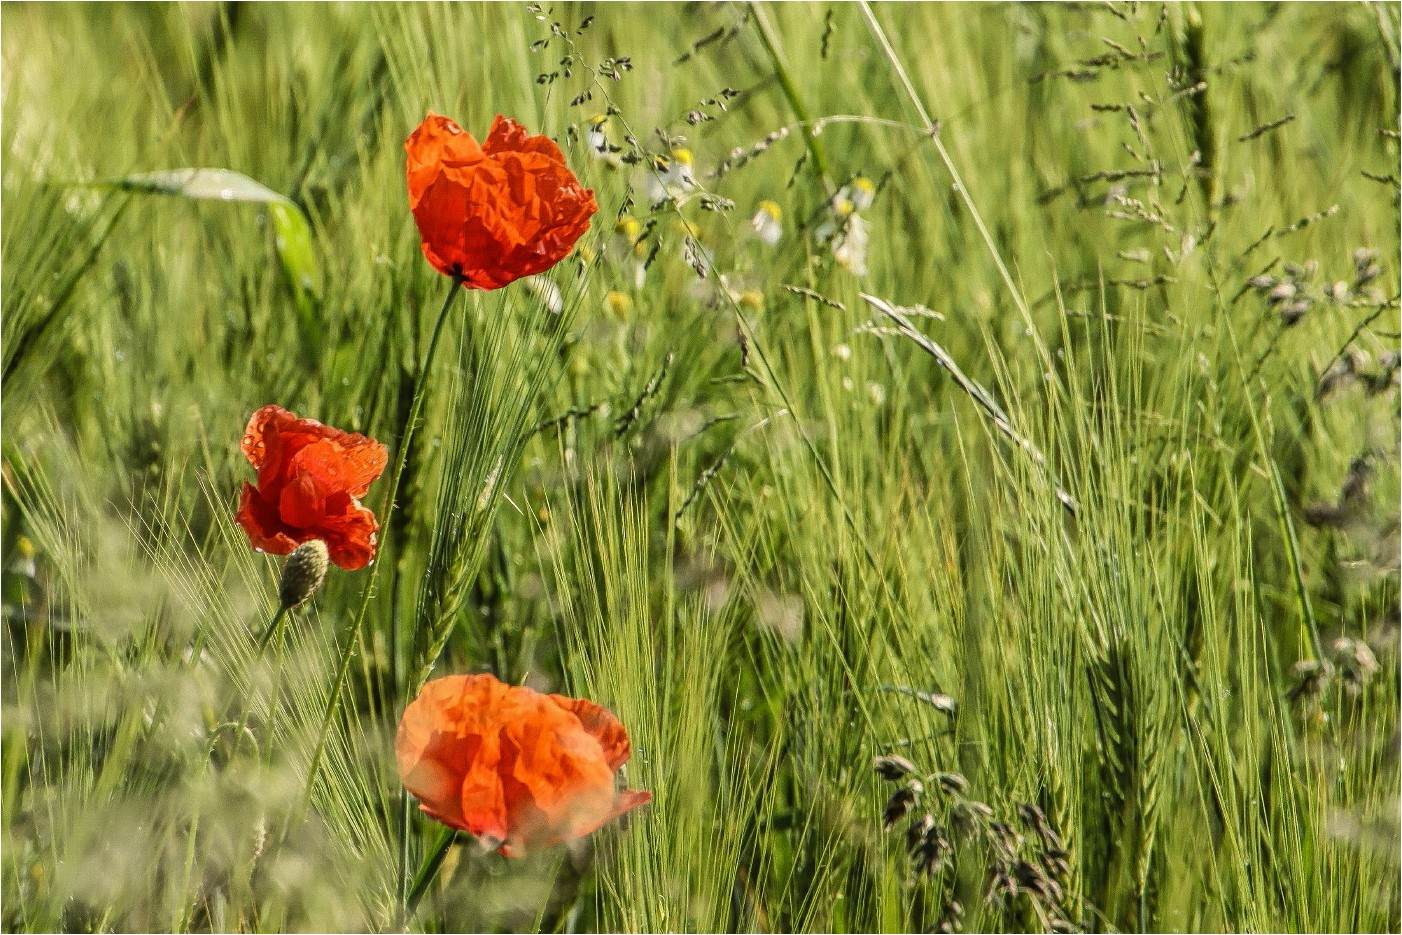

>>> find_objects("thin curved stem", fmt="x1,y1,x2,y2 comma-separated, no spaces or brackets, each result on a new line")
857,1,1052,377
255,605,288,655
217,604,289,764
302,274,462,815
387,275,464,707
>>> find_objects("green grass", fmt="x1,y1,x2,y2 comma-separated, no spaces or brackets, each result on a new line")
3,2,1399,932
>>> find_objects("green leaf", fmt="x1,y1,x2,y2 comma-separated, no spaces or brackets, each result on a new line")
107,166,322,311
268,201,321,303
116,167,288,203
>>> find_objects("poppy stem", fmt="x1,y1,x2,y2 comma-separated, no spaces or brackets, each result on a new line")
255,605,288,655
382,274,463,913
401,825,458,926
389,273,465,506
294,274,462,923
383,273,464,701
222,605,289,764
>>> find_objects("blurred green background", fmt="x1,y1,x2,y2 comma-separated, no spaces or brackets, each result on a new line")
3,3,1398,932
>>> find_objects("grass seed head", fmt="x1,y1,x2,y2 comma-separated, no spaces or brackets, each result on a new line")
905,813,935,853
1287,658,1335,701
882,784,921,828
873,753,917,781
933,899,964,934
934,771,969,796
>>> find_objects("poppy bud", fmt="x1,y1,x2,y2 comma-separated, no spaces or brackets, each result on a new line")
279,539,329,609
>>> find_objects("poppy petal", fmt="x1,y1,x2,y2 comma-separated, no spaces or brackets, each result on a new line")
235,482,299,556
406,113,484,207
396,674,650,858
319,502,378,571
548,694,633,771
293,437,388,501
405,113,597,289
234,406,387,569
482,114,567,164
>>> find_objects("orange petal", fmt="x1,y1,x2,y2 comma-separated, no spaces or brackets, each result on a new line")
241,404,296,471
396,675,651,858
482,114,567,164
548,694,633,771
293,436,387,500
405,113,597,289
236,406,385,569
406,113,484,206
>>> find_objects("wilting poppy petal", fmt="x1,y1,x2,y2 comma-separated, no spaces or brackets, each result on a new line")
396,674,651,857
405,113,598,289
234,405,387,570
546,694,633,771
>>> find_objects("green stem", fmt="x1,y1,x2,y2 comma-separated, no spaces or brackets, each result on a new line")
264,626,288,764
302,274,462,814
387,275,463,710
255,605,288,655
401,825,459,927
749,2,833,192
219,605,288,763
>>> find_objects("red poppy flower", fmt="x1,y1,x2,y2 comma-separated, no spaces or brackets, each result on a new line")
235,405,388,571
396,674,651,857
405,113,598,289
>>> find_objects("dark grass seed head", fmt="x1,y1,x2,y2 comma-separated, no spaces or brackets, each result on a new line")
1013,859,1063,902
883,784,921,828
988,820,1022,857
1287,659,1335,701
933,900,964,934
934,771,969,796
905,813,934,853
913,825,953,876
873,754,917,781
951,799,994,839
1041,847,1072,880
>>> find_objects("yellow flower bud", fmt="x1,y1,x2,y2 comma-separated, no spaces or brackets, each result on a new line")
605,290,634,320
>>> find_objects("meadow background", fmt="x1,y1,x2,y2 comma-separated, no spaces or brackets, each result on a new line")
3,2,1399,932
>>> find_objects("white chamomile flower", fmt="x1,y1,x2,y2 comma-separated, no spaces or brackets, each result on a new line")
750,199,783,246
524,275,563,314
647,148,697,202
832,213,870,278
814,195,856,246
844,176,875,212
587,114,621,168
